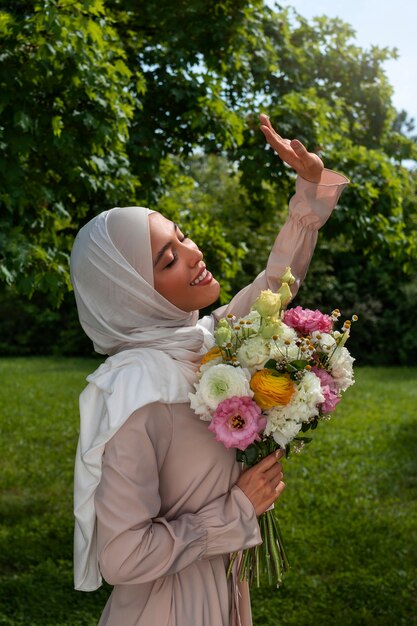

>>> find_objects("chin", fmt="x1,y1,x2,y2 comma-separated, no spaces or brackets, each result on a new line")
184,282,221,312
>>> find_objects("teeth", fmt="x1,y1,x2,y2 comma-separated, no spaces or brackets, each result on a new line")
191,268,208,286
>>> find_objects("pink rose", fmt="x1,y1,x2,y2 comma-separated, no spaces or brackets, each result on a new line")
208,396,266,451
311,366,340,414
284,306,333,335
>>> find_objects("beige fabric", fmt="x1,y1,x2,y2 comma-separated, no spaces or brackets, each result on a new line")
95,402,259,626
215,168,349,320
90,170,349,626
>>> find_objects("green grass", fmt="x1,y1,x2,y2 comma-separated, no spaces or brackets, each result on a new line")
1,359,416,625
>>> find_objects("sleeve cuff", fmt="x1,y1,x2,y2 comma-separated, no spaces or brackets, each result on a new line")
196,486,261,559
297,168,350,189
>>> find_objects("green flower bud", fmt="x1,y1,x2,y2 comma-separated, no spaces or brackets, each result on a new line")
277,282,292,308
214,325,232,347
279,266,295,286
260,320,283,339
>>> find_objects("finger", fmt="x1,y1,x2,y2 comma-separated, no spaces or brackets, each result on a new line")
263,480,286,512
259,115,287,144
254,450,283,473
291,138,322,168
264,462,283,483
290,139,307,153
259,113,274,131
260,127,301,164
267,470,284,491
275,481,286,497
259,123,284,143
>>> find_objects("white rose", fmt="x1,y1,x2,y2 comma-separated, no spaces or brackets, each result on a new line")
189,364,252,417
237,336,271,370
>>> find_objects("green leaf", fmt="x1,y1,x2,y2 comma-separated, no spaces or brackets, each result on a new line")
264,359,278,371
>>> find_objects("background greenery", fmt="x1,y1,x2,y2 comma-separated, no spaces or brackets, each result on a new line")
1,0,417,364
1,4,416,624
1,358,416,625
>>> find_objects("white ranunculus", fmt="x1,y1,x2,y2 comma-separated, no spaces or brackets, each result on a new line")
189,364,252,418
237,336,271,370
196,356,223,380
329,347,355,392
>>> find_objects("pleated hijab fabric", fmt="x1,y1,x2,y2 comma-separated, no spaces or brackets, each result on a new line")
70,207,214,591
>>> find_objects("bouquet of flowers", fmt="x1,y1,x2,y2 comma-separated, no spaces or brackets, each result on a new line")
189,267,357,587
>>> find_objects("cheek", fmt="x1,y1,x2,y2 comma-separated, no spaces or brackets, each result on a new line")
154,268,189,298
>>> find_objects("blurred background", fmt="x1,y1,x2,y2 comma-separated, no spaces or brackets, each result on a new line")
0,2,416,625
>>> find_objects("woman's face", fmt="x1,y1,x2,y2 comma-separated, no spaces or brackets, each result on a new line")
149,212,220,311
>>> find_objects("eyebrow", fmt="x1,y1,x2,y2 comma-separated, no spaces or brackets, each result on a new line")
153,222,178,267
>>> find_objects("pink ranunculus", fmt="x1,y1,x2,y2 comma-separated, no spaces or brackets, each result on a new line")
284,306,333,335
311,366,341,414
208,396,266,451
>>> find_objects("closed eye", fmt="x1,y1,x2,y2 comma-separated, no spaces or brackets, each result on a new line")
165,252,178,268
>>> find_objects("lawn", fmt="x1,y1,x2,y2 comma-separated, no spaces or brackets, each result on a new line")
0,358,416,625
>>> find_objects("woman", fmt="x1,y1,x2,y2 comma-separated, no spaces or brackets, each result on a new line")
70,114,348,626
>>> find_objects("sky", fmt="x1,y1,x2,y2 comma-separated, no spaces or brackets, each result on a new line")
276,0,417,125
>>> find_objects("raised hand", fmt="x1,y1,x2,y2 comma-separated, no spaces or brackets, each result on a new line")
259,113,324,183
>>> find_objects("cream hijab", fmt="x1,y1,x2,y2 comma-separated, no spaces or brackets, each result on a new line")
70,207,214,591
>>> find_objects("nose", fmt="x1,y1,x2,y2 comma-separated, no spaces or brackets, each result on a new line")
184,240,203,266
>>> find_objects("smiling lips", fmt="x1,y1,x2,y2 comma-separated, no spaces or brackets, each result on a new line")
190,267,212,286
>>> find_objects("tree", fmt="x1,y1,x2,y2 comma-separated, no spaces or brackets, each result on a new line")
1,0,416,326
0,0,141,303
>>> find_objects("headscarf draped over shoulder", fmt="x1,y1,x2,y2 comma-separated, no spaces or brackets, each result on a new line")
70,207,214,591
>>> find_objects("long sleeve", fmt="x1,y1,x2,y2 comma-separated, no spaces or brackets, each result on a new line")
95,403,261,586
213,168,349,321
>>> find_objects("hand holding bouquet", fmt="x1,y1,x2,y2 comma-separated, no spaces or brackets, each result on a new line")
189,268,357,587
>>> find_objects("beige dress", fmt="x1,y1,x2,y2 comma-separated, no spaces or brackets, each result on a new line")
94,170,349,626
96,402,259,626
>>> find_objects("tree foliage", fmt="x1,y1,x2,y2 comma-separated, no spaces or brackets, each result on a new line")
0,0,141,302
1,0,417,362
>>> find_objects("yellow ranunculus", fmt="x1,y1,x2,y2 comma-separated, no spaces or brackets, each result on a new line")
250,369,295,409
200,346,222,365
